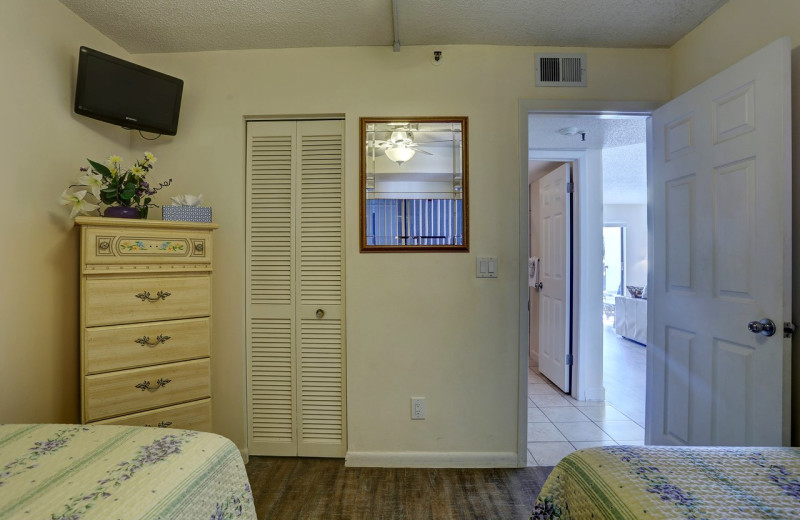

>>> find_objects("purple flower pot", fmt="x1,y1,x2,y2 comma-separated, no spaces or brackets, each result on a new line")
104,206,141,219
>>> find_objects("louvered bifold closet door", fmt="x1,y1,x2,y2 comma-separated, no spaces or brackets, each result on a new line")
296,121,345,457
246,121,298,456
246,119,345,458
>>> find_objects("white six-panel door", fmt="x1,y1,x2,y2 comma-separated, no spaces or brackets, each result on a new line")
538,164,572,392
246,119,346,457
648,38,791,446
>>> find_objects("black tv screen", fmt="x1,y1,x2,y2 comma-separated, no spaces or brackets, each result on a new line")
74,46,183,136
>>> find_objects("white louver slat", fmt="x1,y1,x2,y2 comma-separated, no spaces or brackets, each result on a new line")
299,319,343,447
299,133,343,306
246,119,345,458
249,318,295,448
249,134,293,305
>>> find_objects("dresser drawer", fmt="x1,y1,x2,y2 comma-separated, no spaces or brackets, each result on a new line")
84,358,210,422
85,317,210,374
85,275,210,326
92,399,212,431
83,225,212,266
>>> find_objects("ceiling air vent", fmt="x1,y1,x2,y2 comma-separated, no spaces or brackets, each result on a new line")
535,53,587,87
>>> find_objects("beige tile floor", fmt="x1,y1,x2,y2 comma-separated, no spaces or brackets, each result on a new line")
527,325,646,466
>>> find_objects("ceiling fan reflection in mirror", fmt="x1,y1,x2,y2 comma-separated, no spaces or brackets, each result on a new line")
368,129,437,165
383,130,434,164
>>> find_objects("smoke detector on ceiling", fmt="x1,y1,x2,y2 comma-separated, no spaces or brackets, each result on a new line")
558,126,587,141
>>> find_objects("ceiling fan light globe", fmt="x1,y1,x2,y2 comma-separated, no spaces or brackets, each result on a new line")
385,146,415,164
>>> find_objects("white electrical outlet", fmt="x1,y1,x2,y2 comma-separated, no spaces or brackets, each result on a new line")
411,397,426,420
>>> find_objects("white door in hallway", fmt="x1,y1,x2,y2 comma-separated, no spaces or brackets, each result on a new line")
538,163,572,392
648,38,792,446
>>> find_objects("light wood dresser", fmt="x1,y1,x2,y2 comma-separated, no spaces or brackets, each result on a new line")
75,216,218,431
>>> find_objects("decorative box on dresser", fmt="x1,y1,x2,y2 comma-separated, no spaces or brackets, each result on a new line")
75,216,218,431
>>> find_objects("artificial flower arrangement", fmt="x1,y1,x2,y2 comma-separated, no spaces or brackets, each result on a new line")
60,152,172,219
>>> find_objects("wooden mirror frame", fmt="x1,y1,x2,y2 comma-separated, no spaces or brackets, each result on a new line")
359,116,469,252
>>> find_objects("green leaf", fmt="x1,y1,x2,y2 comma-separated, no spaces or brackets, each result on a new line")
144,197,152,205
87,159,113,178
100,191,117,205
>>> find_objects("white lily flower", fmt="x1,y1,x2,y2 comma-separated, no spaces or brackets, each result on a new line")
78,172,104,199
59,189,99,219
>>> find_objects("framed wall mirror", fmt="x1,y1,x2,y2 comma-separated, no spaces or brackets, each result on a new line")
360,116,469,252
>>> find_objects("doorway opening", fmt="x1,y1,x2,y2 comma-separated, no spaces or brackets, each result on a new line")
521,109,653,466
602,225,624,303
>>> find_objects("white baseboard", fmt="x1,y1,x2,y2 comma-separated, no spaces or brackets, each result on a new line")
345,451,519,468
578,385,605,402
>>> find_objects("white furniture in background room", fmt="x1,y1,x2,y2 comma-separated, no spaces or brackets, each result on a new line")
614,295,647,345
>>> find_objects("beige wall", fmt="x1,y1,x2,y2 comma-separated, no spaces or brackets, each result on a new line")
132,46,669,455
0,0,132,423
669,0,800,446
7,0,797,458
671,0,800,96
2,0,673,458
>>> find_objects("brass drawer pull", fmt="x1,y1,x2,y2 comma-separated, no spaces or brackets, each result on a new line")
145,421,173,428
135,334,171,347
135,290,172,302
135,378,172,391
194,242,204,253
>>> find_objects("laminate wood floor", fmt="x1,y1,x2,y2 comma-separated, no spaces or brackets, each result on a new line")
245,456,552,520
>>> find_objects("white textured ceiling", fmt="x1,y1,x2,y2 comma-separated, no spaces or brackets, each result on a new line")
529,115,647,205
58,0,727,54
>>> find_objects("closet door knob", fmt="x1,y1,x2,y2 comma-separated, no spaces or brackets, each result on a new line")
316,309,325,319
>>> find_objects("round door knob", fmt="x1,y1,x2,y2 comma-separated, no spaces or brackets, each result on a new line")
748,318,776,337
315,309,325,319
534,282,543,290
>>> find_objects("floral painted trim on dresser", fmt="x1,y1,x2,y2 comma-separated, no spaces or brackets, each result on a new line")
119,238,188,254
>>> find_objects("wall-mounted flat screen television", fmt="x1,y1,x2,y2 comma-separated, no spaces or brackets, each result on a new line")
74,46,184,136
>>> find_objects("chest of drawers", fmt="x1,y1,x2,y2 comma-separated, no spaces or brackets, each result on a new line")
76,217,217,431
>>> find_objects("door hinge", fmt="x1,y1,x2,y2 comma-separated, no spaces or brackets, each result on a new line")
784,322,796,339
566,182,574,194
566,353,573,365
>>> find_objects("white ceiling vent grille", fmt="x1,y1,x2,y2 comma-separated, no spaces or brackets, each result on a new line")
535,53,587,87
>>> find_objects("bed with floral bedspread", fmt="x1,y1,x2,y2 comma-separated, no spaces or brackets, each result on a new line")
532,445,800,519
0,424,256,520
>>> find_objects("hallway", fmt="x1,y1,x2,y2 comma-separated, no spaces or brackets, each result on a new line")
527,324,646,466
